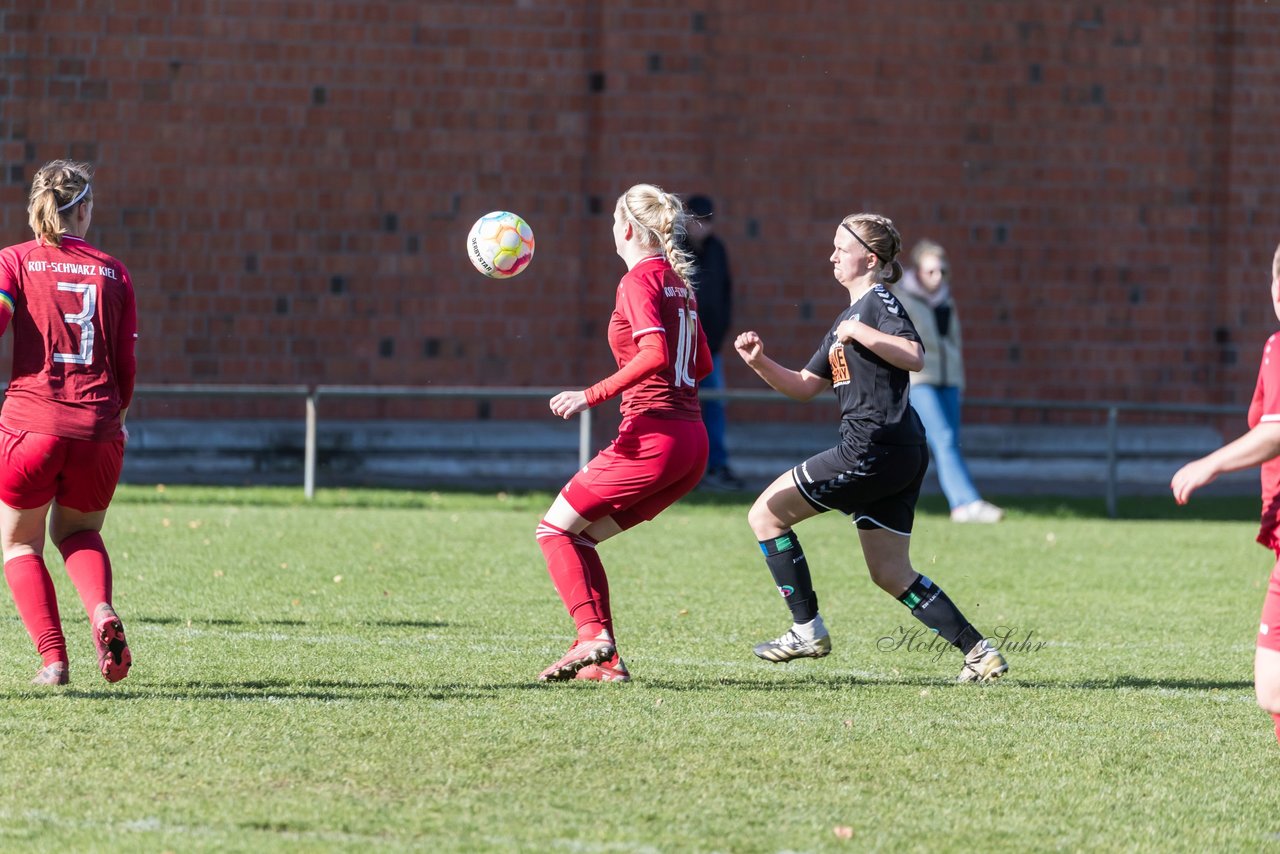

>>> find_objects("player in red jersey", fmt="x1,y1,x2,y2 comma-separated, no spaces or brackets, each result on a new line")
534,183,712,683
1172,239,1280,745
0,160,136,686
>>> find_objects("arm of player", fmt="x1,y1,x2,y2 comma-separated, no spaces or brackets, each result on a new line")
548,332,668,419
116,271,139,416
695,323,713,382
1171,421,1280,504
0,251,16,338
835,318,924,372
734,331,829,402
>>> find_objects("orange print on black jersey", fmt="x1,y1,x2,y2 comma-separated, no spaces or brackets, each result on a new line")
829,343,850,387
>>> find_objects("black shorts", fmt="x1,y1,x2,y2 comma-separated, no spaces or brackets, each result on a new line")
791,442,928,534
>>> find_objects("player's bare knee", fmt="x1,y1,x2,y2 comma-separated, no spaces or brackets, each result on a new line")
1256,683,1280,714
865,562,899,594
746,501,782,540
1256,692,1280,715
865,559,916,597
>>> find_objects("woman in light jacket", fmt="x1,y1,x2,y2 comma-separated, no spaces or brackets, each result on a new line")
893,240,1003,523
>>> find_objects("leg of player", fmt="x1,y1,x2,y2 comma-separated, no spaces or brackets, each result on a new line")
747,472,830,662
1255,565,1280,743
50,503,131,683
570,444,706,684
0,500,69,685
534,493,616,681
858,526,1007,682
570,518,633,682
580,516,623,644
1255,647,1280,745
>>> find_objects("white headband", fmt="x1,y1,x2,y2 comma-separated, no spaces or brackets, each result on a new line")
56,184,91,212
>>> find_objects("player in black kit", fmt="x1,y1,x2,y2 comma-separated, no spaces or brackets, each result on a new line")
733,212,1007,683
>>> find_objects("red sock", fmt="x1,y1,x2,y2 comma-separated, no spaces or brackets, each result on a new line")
4,555,67,665
576,532,614,642
58,529,112,617
1273,713,1280,745
536,520,606,639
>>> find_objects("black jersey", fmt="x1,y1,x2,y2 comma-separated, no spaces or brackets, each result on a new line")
804,284,926,450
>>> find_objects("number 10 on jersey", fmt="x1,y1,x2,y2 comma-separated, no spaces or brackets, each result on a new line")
674,307,698,388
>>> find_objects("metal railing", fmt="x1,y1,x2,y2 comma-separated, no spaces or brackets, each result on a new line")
962,397,1242,517
130,384,1245,517
305,385,596,501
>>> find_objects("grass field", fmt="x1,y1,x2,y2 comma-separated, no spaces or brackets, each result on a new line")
0,485,1275,852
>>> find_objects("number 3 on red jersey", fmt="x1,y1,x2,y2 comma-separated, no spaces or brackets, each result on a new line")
54,281,96,366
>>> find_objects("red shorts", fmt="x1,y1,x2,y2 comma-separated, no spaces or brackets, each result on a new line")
0,425,124,512
562,413,708,530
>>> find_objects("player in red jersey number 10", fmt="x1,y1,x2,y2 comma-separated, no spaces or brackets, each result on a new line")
535,184,712,683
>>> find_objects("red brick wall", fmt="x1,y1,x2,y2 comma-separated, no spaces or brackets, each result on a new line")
2,0,1277,427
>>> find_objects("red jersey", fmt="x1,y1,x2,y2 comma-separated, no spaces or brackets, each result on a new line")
607,256,707,421
1249,332,1280,551
0,236,137,440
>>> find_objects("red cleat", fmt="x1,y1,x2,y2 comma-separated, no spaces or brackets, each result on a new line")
31,662,68,686
537,630,615,682
92,603,132,683
575,656,630,682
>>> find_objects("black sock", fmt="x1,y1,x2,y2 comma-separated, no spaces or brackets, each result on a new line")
897,574,983,653
759,531,818,623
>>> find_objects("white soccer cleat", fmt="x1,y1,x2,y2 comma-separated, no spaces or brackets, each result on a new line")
753,628,832,662
957,639,1008,683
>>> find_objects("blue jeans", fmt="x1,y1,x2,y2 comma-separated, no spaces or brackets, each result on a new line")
910,383,981,510
700,354,729,470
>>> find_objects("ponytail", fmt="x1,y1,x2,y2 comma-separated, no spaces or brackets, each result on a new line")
655,196,697,292
883,259,903,284
28,160,94,247
618,184,698,292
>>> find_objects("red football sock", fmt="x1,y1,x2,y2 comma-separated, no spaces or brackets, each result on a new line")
4,555,67,666
58,529,112,617
536,520,607,639
1273,713,1280,745
575,531,614,643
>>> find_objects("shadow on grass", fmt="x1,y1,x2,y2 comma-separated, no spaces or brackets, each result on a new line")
1031,675,1254,692
0,672,1251,702
5,678,545,702
135,615,450,629
628,672,1255,693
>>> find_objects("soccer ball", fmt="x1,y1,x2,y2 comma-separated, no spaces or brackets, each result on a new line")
466,211,535,278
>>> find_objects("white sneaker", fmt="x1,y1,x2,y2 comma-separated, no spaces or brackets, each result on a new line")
753,628,832,662
957,639,1008,683
951,500,1004,523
